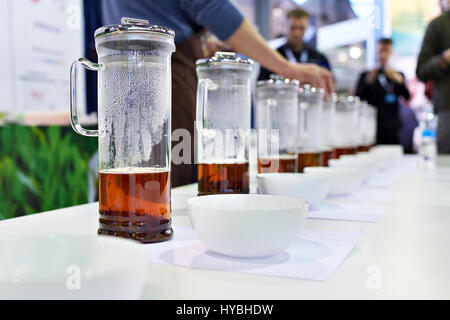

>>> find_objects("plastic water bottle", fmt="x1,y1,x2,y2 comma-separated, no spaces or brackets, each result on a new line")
419,106,438,169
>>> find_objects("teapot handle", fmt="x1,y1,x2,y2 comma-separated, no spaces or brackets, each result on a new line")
195,79,217,132
299,102,308,140
195,79,207,132
70,58,100,137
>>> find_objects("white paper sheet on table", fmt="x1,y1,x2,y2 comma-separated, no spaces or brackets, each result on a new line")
365,171,403,187
366,170,397,187
309,202,387,223
147,227,361,281
327,188,392,203
365,160,418,187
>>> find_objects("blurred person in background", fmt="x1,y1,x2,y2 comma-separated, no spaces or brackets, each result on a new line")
416,0,450,154
356,38,410,145
258,8,332,81
102,0,333,187
200,32,229,58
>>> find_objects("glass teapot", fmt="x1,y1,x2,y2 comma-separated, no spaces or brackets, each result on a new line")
321,93,336,166
195,52,253,195
358,102,377,152
255,75,299,173
70,17,176,243
333,95,360,158
297,85,325,172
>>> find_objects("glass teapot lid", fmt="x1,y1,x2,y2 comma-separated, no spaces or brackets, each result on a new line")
196,52,253,71
298,84,324,106
257,74,299,89
299,84,324,97
95,17,175,38
336,95,359,111
94,17,175,52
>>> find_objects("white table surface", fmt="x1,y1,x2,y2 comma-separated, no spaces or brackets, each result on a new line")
1,156,450,300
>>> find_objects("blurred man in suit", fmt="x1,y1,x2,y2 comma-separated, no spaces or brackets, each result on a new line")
258,8,332,80
356,38,410,145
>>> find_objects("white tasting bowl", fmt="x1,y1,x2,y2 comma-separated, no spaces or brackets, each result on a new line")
341,154,382,176
328,158,378,181
303,166,365,195
369,145,404,170
371,145,404,156
256,173,330,207
187,194,308,258
0,235,147,300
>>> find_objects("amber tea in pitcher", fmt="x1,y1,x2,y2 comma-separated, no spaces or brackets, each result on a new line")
258,154,297,173
297,151,323,172
198,162,249,195
98,169,172,243
333,147,358,159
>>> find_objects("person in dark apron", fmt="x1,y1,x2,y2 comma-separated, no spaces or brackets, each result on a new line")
170,31,206,187
101,0,334,187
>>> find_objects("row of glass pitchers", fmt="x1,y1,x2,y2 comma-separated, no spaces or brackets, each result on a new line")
195,52,378,194
256,79,377,157
255,83,377,174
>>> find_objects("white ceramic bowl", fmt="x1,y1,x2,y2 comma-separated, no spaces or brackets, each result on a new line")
370,145,403,170
329,158,377,180
303,166,365,195
171,184,197,210
0,235,147,300
339,154,358,161
342,154,382,175
187,194,308,258
256,173,330,207
372,145,404,156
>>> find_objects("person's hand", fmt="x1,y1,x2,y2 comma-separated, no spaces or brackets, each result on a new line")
384,67,404,83
442,48,450,64
202,38,229,58
283,63,334,95
365,69,378,84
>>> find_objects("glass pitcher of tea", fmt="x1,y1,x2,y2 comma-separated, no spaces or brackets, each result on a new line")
321,93,337,166
195,52,253,195
367,104,377,149
70,17,175,243
333,95,361,159
358,101,372,152
297,85,325,172
255,75,299,173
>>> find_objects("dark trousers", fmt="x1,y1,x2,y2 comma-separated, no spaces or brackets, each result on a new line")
171,31,205,188
437,110,450,154
377,128,400,145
